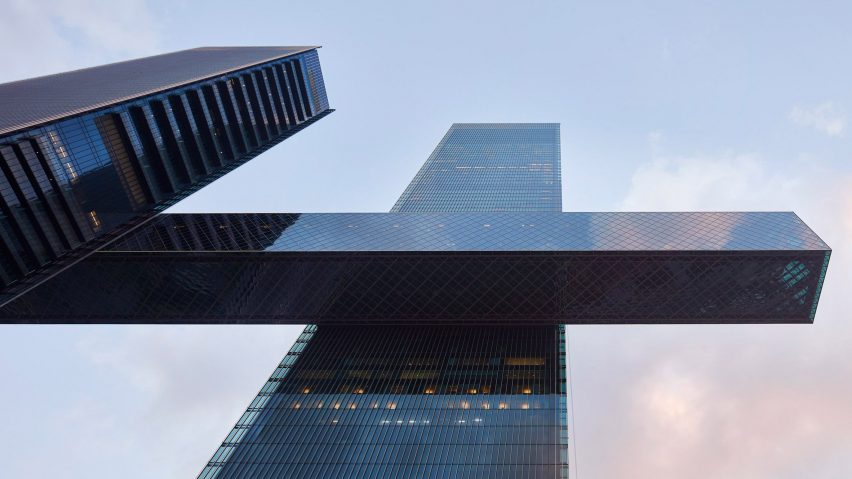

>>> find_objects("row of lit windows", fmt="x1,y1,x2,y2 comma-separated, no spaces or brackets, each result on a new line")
288,399,543,411
202,463,565,479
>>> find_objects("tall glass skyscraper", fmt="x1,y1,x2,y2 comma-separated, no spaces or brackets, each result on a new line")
392,123,561,212
198,123,570,478
0,47,331,297
199,324,567,478
0,49,831,479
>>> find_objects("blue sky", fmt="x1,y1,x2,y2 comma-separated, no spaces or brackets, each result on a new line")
1,1,851,477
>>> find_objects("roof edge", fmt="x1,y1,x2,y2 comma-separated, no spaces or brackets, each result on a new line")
0,46,321,137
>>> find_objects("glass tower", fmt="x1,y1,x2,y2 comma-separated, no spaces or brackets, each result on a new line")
198,124,570,478
0,45,832,479
392,123,561,212
0,47,331,296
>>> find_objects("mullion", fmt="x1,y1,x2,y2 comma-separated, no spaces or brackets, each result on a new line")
214,81,249,154
167,94,209,176
127,106,176,195
28,138,88,243
185,89,224,167
228,78,259,148
148,99,192,185
272,64,298,126
0,145,59,259
200,85,238,161
262,67,288,131
291,59,314,117
252,70,280,136
11,142,72,251
284,61,306,122
241,73,270,143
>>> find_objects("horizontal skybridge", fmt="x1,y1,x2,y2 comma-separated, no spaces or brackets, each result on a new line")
0,212,830,323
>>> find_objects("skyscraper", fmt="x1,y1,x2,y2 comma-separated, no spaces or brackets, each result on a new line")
184,124,825,478
0,51,831,479
392,123,561,212
0,128,829,324
0,47,331,297
191,123,568,478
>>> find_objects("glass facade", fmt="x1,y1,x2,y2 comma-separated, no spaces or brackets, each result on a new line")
0,212,829,324
199,325,567,479
0,99,831,479
392,123,562,213
0,47,332,293
105,211,828,253
194,123,570,478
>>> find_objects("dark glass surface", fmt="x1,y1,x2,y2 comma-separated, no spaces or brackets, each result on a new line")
198,324,568,479
0,101,828,479
0,247,828,324
0,49,332,291
107,211,829,253
392,124,562,213
0,46,319,136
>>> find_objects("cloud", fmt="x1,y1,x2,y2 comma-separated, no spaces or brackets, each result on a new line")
0,0,162,83
789,102,846,137
621,152,800,211
50,0,161,56
567,143,852,478
73,325,305,479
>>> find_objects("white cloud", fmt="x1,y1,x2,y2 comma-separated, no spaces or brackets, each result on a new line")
789,102,846,137
50,0,162,58
569,143,852,478
72,325,304,479
621,152,800,211
0,0,162,83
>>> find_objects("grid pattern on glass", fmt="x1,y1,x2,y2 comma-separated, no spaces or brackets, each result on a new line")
198,325,565,479
392,124,562,213
105,211,829,253
1,248,828,324
0,49,332,291
0,46,319,136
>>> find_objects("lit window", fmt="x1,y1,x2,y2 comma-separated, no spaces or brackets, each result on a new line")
64,162,77,181
88,211,102,230
506,357,545,366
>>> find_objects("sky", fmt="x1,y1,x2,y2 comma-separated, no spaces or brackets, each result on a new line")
0,0,851,477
